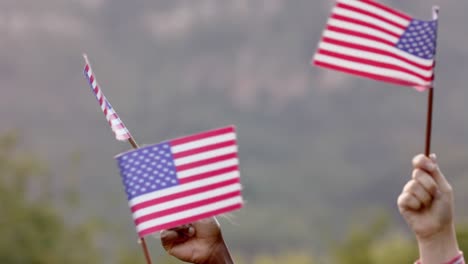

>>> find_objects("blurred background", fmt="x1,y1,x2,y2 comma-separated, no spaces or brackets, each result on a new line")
1,0,467,263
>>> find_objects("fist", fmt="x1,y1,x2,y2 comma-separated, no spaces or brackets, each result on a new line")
397,154,454,240
160,218,232,264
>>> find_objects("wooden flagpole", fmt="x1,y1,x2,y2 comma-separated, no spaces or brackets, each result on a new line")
424,87,434,156
425,6,439,157
82,54,153,264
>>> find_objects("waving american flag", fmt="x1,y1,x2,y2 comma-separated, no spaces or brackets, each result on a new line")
313,0,438,91
83,55,131,141
116,126,243,237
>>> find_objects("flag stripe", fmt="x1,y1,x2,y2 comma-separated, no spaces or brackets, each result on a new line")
337,1,410,28
315,54,431,84
138,203,243,237
176,158,239,179
179,165,239,184
334,6,406,34
317,49,433,81
174,146,238,166
318,43,432,76
128,170,240,206
172,140,237,159
314,60,424,87
136,196,243,232
133,183,241,218
356,0,412,21
134,189,242,224
130,178,240,212
176,152,238,171
330,14,399,39
320,38,433,70
171,133,236,154
321,31,433,66
170,126,235,146
327,25,394,46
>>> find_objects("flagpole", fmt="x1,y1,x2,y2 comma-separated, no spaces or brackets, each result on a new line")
82,54,153,264
424,6,439,157
424,87,434,156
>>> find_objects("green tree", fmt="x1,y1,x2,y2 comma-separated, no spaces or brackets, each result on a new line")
0,133,100,263
331,215,418,264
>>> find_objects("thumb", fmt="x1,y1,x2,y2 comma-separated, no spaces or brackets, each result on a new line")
428,154,452,193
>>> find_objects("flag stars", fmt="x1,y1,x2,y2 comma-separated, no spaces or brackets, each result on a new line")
118,142,182,199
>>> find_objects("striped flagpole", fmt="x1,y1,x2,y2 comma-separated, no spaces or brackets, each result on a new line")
82,54,153,264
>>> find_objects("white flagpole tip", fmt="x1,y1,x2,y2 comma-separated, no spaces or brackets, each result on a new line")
83,53,90,64
432,6,439,19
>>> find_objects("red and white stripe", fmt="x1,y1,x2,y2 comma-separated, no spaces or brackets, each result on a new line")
84,64,131,141
130,126,242,237
313,0,435,89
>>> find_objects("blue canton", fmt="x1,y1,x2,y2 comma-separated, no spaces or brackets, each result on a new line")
395,19,437,59
116,142,179,200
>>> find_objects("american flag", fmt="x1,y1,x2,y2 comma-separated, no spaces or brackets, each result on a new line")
83,58,131,141
115,126,243,237
313,0,438,90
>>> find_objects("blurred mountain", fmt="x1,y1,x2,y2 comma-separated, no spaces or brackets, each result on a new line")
1,0,467,256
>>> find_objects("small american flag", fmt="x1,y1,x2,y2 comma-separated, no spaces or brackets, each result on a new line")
83,57,131,141
115,126,243,237
313,0,438,90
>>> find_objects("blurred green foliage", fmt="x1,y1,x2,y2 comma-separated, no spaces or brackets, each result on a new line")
1,132,468,264
0,133,100,263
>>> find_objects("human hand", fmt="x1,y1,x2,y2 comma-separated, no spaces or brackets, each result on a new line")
397,154,460,264
160,217,233,264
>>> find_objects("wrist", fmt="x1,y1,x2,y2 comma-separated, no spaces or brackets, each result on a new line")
203,239,234,264
417,224,460,264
